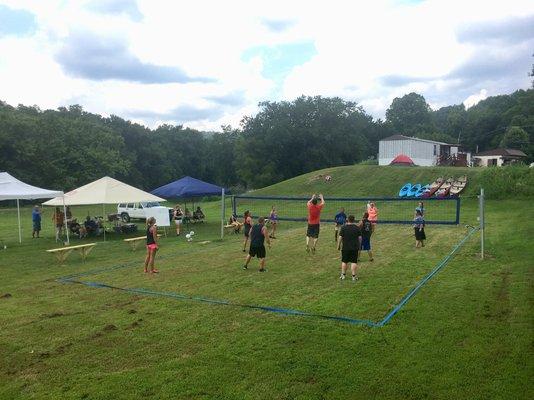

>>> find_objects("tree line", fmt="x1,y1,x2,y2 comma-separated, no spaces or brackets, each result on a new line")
0,89,532,191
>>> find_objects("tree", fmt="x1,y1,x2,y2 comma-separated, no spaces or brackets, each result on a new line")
500,126,529,151
385,93,434,136
236,96,373,188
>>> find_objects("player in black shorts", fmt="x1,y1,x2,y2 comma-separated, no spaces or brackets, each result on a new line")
337,215,362,281
243,217,271,272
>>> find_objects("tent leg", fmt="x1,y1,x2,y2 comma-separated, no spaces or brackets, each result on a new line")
63,197,70,245
17,199,22,243
102,204,106,242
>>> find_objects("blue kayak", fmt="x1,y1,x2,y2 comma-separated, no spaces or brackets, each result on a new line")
407,183,421,197
399,183,412,197
415,184,430,198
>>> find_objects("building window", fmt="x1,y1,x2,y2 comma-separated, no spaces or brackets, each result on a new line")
433,145,437,156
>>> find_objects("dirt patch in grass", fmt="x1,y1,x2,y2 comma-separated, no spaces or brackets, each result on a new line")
1,293,12,299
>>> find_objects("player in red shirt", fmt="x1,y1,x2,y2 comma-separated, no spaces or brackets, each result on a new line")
306,193,325,254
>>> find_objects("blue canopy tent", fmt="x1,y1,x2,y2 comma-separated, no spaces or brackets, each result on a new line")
150,176,230,238
150,176,230,198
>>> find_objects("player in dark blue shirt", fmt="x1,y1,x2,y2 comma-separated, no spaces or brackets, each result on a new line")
334,207,347,243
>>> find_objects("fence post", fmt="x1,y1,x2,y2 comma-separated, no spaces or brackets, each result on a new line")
479,188,485,259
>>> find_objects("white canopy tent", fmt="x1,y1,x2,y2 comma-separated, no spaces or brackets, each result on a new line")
43,176,164,241
0,172,66,243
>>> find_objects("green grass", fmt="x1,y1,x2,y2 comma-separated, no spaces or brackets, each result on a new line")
0,171,533,399
248,164,534,199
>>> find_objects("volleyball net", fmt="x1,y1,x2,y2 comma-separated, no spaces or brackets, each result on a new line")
232,195,460,225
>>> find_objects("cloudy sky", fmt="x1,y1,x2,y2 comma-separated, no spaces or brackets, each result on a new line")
0,0,533,130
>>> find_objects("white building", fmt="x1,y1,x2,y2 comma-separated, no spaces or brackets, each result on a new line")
473,148,527,167
378,135,470,166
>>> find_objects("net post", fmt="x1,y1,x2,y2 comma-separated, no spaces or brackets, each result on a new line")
479,188,485,259
221,188,225,240
232,195,236,216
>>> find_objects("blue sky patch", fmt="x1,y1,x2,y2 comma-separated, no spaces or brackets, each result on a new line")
242,41,317,83
0,5,36,36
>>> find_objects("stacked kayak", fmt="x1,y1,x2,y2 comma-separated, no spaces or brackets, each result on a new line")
398,176,467,198
399,183,411,197
450,175,467,196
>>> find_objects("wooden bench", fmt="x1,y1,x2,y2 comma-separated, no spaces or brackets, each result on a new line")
124,235,161,251
46,243,97,264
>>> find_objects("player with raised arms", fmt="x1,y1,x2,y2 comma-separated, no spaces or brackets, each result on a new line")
306,193,325,254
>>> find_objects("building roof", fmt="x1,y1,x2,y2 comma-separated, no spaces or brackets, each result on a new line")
474,148,527,157
380,134,453,146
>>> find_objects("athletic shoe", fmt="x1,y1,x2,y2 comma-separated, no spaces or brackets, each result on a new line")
340,274,346,280
370,258,374,262
259,268,267,272
242,265,248,270
311,247,316,254
242,249,246,252
352,275,358,282
306,245,310,253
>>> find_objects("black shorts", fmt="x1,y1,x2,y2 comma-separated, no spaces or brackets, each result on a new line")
341,249,358,263
307,224,320,238
415,228,426,241
249,245,266,258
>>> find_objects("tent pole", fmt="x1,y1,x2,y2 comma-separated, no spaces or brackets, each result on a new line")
17,199,22,243
221,188,225,240
62,197,70,245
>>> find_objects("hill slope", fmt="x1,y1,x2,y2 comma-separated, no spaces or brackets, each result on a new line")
250,165,533,199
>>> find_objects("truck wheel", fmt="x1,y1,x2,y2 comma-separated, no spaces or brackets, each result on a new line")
121,213,130,223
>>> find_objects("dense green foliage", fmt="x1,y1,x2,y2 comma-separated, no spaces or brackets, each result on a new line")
1,89,532,190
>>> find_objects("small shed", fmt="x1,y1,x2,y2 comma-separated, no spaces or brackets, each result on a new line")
379,134,470,166
473,148,527,167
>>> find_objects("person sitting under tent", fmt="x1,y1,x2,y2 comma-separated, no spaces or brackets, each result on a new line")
228,214,243,234
68,218,83,238
183,208,192,224
84,216,101,236
193,206,205,222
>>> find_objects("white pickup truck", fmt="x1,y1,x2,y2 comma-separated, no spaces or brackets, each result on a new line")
117,202,172,223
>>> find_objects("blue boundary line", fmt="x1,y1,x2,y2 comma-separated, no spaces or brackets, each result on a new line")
56,227,478,327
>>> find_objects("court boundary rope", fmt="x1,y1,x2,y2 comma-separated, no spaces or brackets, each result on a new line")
56,226,478,327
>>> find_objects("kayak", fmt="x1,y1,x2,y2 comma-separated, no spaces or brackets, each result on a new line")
450,175,468,196
415,184,430,198
399,183,412,197
407,183,421,197
422,178,443,198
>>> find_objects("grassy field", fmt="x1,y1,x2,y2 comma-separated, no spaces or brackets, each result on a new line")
1,166,533,399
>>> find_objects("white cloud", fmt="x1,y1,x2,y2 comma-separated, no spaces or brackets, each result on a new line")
0,0,532,129
463,89,488,109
